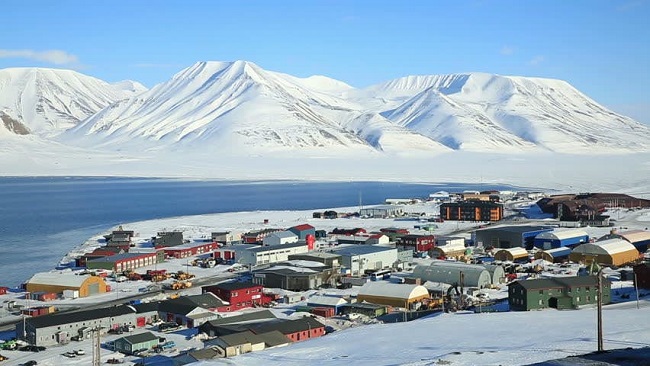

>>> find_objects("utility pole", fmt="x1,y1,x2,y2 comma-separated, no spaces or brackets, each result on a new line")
596,268,604,352
634,272,640,310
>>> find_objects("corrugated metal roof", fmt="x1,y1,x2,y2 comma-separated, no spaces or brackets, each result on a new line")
573,239,637,256
542,247,573,257
536,229,589,241
495,247,528,257
307,295,348,307
333,245,396,256
413,261,492,288
27,272,93,288
358,282,428,300
619,230,650,244
268,231,299,239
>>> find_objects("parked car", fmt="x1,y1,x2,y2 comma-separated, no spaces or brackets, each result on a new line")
62,351,76,358
74,349,85,355
19,345,46,352
106,358,123,364
0,354,8,361
158,322,180,332
23,361,38,366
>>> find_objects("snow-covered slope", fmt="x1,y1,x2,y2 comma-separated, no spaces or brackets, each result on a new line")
111,80,148,96
0,67,137,137
64,61,447,155
367,73,650,153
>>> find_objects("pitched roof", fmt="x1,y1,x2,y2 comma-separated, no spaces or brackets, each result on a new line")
209,281,260,291
159,293,227,315
252,317,325,335
202,310,276,327
26,272,96,288
256,330,292,347
217,330,265,346
118,331,158,345
291,224,315,231
509,276,608,290
306,295,348,307
26,305,135,328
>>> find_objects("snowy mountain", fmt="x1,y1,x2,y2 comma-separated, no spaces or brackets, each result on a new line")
0,68,138,137
111,80,148,96
365,73,650,152
63,61,448,155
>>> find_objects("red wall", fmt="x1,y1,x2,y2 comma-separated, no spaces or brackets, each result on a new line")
204,284,270,311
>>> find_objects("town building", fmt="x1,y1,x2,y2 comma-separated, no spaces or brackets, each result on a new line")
252,261,337,291
287,252,342,267
157,293,225,327
473,225,554,249
197,310,277,338
163,242,218,259
236,242,310,266
25,273,108,298
288,224,316,240
493,247,529,262
202,281,271,312
329,228,367,236
86,251,164,272
337,234,389,245
357,282,430,309
251,317,326,342
242,228,284,244
359,205,405,218
431,243,467,260
306,295,349,314
569,239,640,267
338,303,389,318
601,230,650,253
533,229,590,249
440,201,503,222
412,261,492,289
211,231,242,245
114,331,159,355
262,231,299,246
534,247,572,263
398,234,435,253
154,231,184,247
508,276,611,311
75,246,124,267
17,305,137,346
332,245,398,276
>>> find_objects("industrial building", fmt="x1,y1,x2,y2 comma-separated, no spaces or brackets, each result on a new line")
493,247,529,262
508,276,611,311
431,244,467,260
236,242,310,266
262,231,299,246
605,230,650,252
16,305,137,346
481,264,506,285
287,252,342,267
569,239,640,267
439,201,503,222
86,251,164,272
211,231,242,245
202,281,271,311
306,295,349,314
473,226,553,249
359,205,405,218
533,229,590,249
357,282,430,309
252,261,337,291
25,273,108,298
534,247,572,263
154,231,184,247
288,224,316,240
163,242,218,259
332,245,398,276
412,261,492,289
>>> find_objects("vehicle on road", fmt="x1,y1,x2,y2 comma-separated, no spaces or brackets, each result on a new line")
63,351,76,358
106,358,124,364
23,361,38,366
75,349,85,355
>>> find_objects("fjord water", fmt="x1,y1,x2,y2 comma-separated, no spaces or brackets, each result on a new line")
0,177,514,287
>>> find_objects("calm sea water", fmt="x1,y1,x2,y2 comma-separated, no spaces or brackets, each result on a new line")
0,177,515,287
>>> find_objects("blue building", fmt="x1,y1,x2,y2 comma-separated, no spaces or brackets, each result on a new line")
473,225,554,249
288,224,316,240
533,229,590,249
534,247,573,263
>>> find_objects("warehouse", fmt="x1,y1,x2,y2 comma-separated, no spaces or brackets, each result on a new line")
236,242,310,266
615,230,650,252
534,247,572,263
412,261,492,289
262,231,299,246
431,244,467,260
163,242,218,259
494,247,529,262
252,262,336,291
86,251,164,272
16,305,137,346
533,229,590,249
569,239,640,267
306,295,349,314
508,276,611,311
288,252,342,267
333,245,398,276
288,224,316,240
357,282,430,309
359,205,405,218
473,226,553,249
25,273,108,298
481,264,506,285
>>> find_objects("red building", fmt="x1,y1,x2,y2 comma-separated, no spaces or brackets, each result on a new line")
0,286,8,295
398,234,435,252
213,248,236,261
253,317,326,342
242,229,284,244
76,247,123,267
163,242,218,259
202,281,271,311
380,227,410,235
634,263,650,289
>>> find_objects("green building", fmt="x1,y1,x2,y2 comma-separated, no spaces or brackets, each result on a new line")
114,331,159,355
508,276,611,311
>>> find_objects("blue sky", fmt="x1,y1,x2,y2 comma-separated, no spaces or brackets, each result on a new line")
1,0,649,122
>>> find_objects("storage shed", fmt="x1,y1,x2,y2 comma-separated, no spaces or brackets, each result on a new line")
412,261,492,289
25,273,107,298
473,226,553,249
481,264,506,285
306,295,348,314
357,282,429,309
533,229,589,249
431,244,467,260
616,230,650,252
493,247,529,262
569,239,639,267
114,331,159,355
262,231,299,246
534,247,572,263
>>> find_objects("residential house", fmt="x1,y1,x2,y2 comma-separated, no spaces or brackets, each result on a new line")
114,331,159,355
202,282,271,311
508,276,611,311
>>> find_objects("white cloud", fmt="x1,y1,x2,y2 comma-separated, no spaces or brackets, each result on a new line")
500,46,514,56
0,49,79,65
528,55,545,66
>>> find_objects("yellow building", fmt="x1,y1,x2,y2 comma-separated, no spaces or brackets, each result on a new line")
569,239,639,267
25,273,108,298
357,282,429,309
493,247,528,262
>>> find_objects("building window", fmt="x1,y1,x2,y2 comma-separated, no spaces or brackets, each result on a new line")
539,299,543,306
539,290,543,295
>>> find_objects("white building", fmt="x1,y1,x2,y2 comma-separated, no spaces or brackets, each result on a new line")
359,205,405,218
333,245,398,276
237,242,309,266
263,231,299,246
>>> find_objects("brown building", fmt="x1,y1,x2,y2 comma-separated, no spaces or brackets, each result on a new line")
440,201,503,222
633,263,650,289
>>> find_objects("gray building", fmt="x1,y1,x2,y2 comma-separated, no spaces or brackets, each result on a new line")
114,331,159,355
17,305,137,347
236,242,310,266
155,231,184,247
288,252,342,267
473,225,553,249
252,261,337,291
359,205,405,218
412,261,492,289
333,245,398,276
